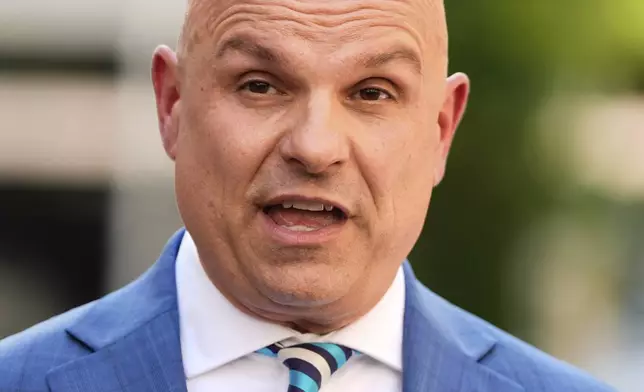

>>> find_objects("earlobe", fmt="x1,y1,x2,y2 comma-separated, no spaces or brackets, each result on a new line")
152,45,181,161
434,72,470,186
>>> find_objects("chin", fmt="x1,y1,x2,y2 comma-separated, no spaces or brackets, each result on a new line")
253,262,354,308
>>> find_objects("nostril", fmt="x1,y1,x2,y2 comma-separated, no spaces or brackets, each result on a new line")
279,133,347,176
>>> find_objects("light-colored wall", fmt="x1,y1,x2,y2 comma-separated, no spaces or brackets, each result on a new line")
1,0,186,290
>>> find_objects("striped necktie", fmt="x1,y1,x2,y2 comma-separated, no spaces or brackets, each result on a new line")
257,342,359,392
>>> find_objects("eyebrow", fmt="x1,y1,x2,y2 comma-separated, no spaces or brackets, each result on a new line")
360,48,423,75
215,35,422,75
215,35,284,63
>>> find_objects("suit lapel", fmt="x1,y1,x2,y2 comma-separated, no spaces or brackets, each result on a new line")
47,230,188,392
47,310,186,392
401,263,524,392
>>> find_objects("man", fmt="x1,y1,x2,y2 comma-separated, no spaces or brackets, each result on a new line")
0,0,615,391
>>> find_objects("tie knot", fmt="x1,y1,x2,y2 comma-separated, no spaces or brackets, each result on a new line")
258,342,358,392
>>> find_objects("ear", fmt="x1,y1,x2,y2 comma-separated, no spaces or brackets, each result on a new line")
152,45,181,161
434,72,470,185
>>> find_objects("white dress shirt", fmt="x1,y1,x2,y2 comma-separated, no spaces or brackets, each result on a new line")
176,231,404,391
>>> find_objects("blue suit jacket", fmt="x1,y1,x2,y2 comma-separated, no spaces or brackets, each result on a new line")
0,229,614,391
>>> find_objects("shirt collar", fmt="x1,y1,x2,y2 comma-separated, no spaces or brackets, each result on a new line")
323,266,405,372
176,231,404,379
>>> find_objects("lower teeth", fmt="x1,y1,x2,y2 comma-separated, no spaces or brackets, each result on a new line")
282,225,318,232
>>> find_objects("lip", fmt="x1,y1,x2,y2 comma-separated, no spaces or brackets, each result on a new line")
257,193,351,246
258,210,346,246
261,194,351,218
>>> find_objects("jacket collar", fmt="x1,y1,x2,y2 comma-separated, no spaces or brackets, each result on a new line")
47,229,522,392
402,263,523,392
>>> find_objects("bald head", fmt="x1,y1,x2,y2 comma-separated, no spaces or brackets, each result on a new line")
178,0,448,71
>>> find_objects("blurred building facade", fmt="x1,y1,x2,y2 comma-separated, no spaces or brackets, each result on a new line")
0,0,183,333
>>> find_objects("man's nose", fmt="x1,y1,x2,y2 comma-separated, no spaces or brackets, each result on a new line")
279,92,350,175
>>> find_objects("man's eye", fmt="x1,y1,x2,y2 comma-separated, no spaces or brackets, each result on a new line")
240,80,279,95
354,87,393,101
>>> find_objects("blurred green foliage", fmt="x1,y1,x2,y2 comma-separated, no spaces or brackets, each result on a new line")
410,1,644,337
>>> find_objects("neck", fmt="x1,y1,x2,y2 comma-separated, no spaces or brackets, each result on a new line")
211,267,399,335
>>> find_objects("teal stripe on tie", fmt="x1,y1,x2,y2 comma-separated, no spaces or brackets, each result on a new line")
311,343,348,368
290,370,319,392
257,347,278,358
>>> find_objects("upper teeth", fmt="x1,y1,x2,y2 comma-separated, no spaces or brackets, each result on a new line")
282,201,335,212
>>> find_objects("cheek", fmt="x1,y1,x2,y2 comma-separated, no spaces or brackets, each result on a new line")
358,117,436,235
397,125,437,204
362,117,436,196
177,95,268,210
384,141,436,258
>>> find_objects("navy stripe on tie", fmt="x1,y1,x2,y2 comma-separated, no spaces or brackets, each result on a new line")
283,358,322,388
338,345,354,361
266,343,281,355
287,386,306,392
294,343,339,373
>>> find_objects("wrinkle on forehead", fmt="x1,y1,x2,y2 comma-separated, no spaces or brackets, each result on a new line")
178,0,447,62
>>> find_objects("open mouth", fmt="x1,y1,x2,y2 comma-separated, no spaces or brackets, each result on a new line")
262,200,348,232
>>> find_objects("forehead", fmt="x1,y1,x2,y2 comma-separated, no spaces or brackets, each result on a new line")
182,0,447,62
